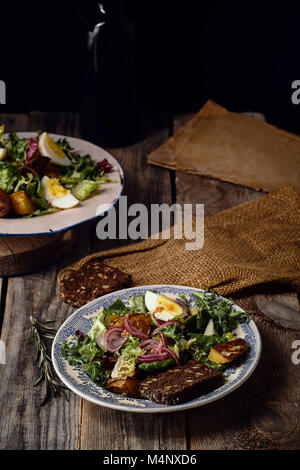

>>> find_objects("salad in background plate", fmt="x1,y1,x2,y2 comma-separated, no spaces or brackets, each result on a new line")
0,126,115,218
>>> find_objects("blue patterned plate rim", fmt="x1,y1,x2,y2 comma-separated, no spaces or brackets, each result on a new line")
52,285,262,413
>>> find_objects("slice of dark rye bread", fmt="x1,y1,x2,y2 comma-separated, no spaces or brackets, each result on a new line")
138,360,224,405
58,259,132,307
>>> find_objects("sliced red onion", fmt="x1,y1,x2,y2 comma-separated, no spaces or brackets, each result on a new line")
152,320,185,336
75,330,84,341
138,351,169,363
104,327,127,353
154,342,163,354
140,339,160,349
143,345,156,353
18,164,38,175
97,158,113,174
26,137,39,162
161,346,181,365
176,298,191,316
123,316,149,339
160,332,167,348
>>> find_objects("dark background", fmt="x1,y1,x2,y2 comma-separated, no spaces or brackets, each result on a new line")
1,1,300,135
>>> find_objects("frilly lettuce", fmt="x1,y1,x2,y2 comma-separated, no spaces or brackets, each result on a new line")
111,356,136,379
87,309,106,341
82,361,109,385
111,335,143,379
121,335,143,359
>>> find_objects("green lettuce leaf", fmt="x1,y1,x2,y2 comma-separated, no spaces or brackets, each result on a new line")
103,299,130,323
121,335,143,359
129,294,147,313
82,361,109,385
138,357,175,374
71,180,98,201
87,310,106,341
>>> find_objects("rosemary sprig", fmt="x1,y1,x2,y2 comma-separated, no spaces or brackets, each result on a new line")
30,316,68,406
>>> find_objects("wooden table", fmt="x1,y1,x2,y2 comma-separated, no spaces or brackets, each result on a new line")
0,111,299,450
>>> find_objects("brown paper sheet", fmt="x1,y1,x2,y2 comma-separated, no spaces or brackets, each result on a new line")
147,100,300,192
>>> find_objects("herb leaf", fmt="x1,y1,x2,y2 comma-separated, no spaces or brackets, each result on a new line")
30,316,68,406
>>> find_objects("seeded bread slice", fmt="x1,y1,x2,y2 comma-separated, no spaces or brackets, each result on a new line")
58,259,132,307
138,360,224,405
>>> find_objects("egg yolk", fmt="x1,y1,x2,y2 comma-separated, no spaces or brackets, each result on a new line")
46,178,69,198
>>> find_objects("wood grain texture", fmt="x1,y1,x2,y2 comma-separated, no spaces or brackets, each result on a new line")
0,272,82,450
0,230,77,277
0,277,3,330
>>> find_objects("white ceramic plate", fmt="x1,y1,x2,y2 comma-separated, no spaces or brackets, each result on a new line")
52,285,262,413
0,132,124,236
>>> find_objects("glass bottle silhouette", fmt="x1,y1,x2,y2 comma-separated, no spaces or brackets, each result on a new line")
81,1,139,147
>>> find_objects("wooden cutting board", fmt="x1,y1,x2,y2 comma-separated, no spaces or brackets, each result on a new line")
0,229,77,276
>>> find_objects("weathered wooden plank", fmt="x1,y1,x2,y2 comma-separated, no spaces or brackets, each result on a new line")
0,277,3,330
0,113,30,132
0,112,89,450
255,293,300,330
0,271,82,450
80,116,187,450
0,230,77,277
80,405,161,450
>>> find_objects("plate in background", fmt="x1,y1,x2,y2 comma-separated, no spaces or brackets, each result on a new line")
0,132,124,236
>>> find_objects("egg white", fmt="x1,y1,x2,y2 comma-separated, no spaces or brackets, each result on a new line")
41,176,79,209
144,290,185,321
39,132,71,166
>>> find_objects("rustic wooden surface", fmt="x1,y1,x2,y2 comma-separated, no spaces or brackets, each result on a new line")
0,230,77,277
0,111,299,450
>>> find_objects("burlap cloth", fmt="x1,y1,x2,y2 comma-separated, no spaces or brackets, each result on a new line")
59,184,300,297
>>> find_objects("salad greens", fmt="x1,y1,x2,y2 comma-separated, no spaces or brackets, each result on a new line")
0,128,114,217
138,358,175,374
57,138,114,186
61,333,109,386
103,299,131,322
61,289,250,394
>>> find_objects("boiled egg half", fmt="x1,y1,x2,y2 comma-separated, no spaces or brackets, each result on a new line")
41,176,79,209
145,291,185,321
38,132,71,166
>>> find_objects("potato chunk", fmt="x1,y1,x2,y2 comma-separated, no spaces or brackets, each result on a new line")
106,377,141,398
208,338,248,364
9,191,36,216
107,313,152,336
130,313,152,336
0,188,11,217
